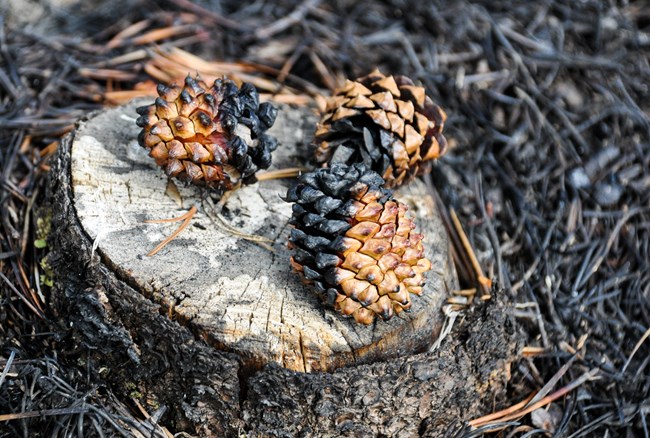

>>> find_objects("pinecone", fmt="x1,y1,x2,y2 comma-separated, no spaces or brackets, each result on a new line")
314,69,448,188
286,163,432,325
135,75,278,192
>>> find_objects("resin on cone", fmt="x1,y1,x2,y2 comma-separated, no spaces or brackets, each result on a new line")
314,69,448,188
286,163,432,325
135,75,278,192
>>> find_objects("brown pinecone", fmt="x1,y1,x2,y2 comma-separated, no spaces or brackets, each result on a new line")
314,69,448,188
285,163,432,325
135,75,278,192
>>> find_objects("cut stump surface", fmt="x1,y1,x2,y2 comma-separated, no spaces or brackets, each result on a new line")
69,100,457,373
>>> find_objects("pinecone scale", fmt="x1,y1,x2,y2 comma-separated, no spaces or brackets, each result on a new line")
314,69,448,188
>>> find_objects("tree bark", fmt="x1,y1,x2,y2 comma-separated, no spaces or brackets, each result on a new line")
45,100,520,436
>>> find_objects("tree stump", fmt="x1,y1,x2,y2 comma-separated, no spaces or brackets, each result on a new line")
46,99,520,436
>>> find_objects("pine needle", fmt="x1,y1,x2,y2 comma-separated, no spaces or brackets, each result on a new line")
146,206,198,256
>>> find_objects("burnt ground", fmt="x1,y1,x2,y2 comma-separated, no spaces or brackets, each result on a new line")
1,0,649,436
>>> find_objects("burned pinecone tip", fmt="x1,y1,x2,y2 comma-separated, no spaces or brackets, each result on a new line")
314,69,448,189
286,162,432,325
135,74,279,193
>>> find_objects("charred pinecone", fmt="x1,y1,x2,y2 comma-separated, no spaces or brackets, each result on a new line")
135,75,278,192
314,69,448,188
286,163,432,325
